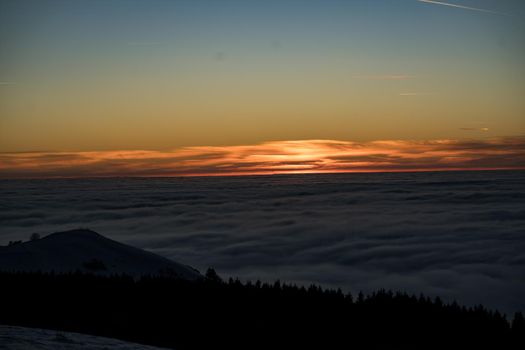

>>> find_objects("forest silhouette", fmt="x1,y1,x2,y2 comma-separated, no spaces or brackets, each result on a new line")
0,269,523,349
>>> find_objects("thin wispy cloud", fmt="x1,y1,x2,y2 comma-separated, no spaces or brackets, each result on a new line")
417,0,509,16
126,41,162,46
1,137,524,178
354,75,415,80
399,92,434,96
460,127,490,132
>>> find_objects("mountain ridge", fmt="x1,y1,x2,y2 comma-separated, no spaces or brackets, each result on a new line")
0,229,201,280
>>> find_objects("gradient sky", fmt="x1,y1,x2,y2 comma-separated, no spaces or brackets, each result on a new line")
0,0,524,176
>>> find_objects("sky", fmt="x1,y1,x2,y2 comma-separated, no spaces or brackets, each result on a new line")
0,0,524,177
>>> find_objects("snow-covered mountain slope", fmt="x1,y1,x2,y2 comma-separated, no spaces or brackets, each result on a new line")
0,325,172,350
0,229,201,280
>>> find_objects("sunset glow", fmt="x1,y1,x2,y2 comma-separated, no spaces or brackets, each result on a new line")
1,1,525,155
1,137,524,178
1,1,524,177
1,1,525,344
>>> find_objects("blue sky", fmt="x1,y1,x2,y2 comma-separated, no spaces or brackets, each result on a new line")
0,0,524,153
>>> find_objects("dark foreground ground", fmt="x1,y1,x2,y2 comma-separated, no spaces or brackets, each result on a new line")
0,271,523,349
0,324,169,350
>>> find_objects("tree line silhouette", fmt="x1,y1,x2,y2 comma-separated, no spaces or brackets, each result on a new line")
0,269,523,349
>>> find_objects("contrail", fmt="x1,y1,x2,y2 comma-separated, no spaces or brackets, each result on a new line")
417,0,508,16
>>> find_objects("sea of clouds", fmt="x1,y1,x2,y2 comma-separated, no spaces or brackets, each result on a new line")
1,170,524,314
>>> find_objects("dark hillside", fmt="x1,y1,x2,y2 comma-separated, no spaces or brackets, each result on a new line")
0,270,523,349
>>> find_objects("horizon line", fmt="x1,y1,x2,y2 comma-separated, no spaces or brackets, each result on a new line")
1,167,524,181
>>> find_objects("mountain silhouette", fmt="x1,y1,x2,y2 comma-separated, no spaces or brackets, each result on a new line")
0,229,201,280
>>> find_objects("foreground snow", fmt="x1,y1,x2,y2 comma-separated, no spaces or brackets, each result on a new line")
0,325,172,350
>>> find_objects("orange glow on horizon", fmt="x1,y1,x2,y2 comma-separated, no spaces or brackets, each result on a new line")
0,138,524,179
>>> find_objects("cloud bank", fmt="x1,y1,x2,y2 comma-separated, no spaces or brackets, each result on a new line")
1,170,524,314
1,137,524,178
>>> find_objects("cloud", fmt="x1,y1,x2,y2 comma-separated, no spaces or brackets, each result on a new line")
354,75,415,80
126,41,162,46
416,0,509,16
399,92,434,96
1,137,524,178
1,169,524,314
460,128,490,132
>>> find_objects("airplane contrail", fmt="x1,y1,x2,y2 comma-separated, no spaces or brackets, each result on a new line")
417,0,508,16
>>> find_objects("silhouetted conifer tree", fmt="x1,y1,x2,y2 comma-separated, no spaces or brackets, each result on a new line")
0,271,521,349
357,291,364,303
512,312,525,337
205,267,222,283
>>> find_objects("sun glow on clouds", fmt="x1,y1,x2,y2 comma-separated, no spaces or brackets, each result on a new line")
1,138,524,178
